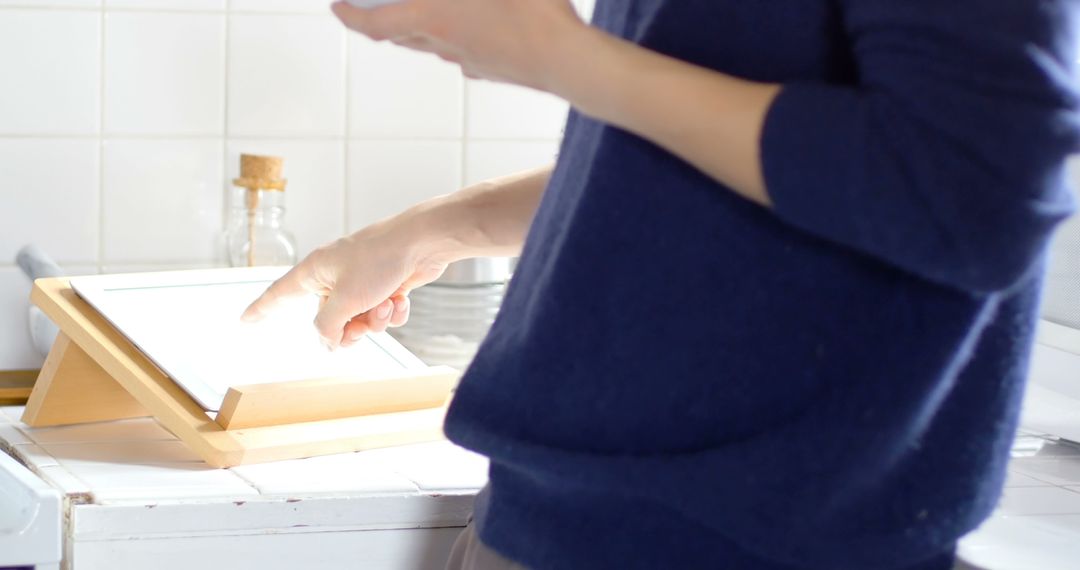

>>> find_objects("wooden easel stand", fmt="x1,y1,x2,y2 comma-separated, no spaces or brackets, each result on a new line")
21,278,455,467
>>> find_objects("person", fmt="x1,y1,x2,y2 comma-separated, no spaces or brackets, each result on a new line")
242,1,1080,568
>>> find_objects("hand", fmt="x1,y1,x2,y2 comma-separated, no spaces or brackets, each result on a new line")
330,0,587,90
242,217,449,350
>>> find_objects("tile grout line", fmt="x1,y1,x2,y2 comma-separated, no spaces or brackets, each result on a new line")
96,4,106,274
222,0,232,255
224,463,266,493
0,5,335,17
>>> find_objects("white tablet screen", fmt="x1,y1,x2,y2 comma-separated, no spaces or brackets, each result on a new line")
71,268,426,412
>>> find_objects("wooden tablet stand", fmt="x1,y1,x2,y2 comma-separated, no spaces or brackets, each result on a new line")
21,278,459,467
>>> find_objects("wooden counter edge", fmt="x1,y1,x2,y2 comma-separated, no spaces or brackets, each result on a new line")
216,366,460,430
0,369,39,402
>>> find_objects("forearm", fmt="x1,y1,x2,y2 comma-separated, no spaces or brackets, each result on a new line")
403,165,553,263
532,8,1077,294
330,2,777,204
546,26,781,206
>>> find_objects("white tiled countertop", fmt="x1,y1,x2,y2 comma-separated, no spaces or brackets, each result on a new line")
0,435,61,569
0,405,487,570
3,407,1080,569
957,335,1080,570
957,432,1080,570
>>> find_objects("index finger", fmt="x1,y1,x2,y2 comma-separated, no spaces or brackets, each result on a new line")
241,264,321,322
330,0,421,41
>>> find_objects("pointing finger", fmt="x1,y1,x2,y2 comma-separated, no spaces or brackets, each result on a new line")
242,264,320,322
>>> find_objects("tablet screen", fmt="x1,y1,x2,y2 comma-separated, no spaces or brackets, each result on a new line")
71,268,426,412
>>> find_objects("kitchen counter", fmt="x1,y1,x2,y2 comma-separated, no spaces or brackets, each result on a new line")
0,405,487,570
2,393,1080,569
957,431,1080,570
953,333,1080,569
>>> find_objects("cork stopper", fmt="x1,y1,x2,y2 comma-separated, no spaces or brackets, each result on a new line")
233,154,287,191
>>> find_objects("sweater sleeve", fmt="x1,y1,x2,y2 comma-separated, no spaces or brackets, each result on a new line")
761,0,1080,294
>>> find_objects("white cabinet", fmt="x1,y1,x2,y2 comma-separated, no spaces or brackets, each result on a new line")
0,446,61,570
0,406,485,570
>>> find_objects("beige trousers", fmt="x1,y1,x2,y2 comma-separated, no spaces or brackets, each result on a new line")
445,524,528,570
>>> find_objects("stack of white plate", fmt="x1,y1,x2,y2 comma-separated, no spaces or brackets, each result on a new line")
391,258,512,370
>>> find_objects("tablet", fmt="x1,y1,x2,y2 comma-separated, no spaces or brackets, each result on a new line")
70,267,427,412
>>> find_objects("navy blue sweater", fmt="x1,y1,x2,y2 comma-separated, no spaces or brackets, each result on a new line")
444,1,1080,568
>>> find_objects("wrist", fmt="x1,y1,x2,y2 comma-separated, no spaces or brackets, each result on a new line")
394,191,487,269
532,14,604,94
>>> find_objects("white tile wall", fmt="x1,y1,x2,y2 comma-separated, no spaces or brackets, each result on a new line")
227,14,346,137
0,268,41,370
228,0,327,13
0,139,100,265
0,10,100,134
226,139,346,255
0,264,96,370
465,140,561,186
107,0,223,9
0,0,99,6
348,140,462,230
349,36,463,139
104,12,226,135
101,139,225,263
0,3,570,370
466,81,568,140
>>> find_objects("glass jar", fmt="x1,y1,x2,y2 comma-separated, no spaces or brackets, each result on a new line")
224,186,297,267
223,154,297,267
